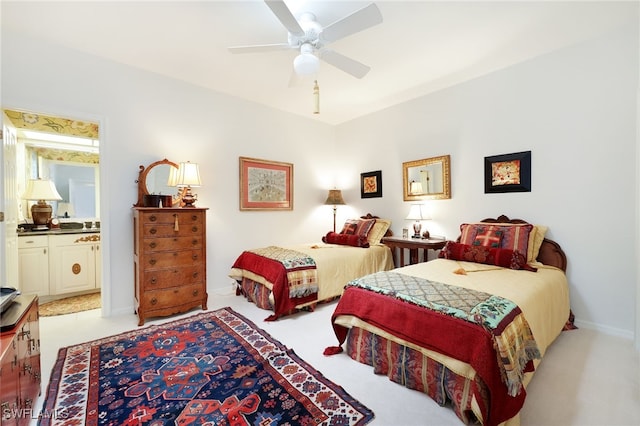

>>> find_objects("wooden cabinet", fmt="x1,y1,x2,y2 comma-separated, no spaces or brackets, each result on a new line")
17,236,49,296
49,233,101,295
17,233,101,297
133,207,208,326
1,295,41,425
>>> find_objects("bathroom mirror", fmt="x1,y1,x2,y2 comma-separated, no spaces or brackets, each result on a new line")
403,155,451,201
134,158,180,207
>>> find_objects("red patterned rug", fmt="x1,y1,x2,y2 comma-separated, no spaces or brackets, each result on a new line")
39,307,373,425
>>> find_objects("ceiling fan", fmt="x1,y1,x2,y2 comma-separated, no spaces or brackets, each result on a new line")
228,0,383,79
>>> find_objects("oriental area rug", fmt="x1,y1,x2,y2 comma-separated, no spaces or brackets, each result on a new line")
39,307,373,426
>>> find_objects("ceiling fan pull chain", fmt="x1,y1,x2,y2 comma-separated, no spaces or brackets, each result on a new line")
313,80,320,115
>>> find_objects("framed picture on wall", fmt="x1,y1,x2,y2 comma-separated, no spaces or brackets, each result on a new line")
360,170,382,198
484,151,531,193
239,157,293,210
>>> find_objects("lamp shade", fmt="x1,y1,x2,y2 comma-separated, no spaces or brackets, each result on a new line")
23,179,62,201
324,189,346,206
405,204,429,221
167,165,179,187
175,162,201,187
409,181,423,195
57,202,74,218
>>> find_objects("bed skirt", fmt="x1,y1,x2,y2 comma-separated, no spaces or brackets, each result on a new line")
345,326,490,425
236,277,339,317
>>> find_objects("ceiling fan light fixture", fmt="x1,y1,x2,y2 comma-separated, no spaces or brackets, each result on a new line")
293,43,319,75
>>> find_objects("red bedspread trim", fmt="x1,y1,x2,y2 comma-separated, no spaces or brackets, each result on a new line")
232,251,317,320
326,286,528,426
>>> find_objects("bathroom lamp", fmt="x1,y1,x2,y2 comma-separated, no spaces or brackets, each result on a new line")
23,178,62,230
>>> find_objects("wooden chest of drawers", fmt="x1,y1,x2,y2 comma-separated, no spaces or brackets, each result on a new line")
133,207,208,326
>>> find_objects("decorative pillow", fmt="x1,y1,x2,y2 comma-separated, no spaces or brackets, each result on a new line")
355,218,375,238
438,241,537,271
460,223,533,259
340,218,375,239
528,225,548,262
368,219,391,245
340,219,359,235
472,226,503,248
323,232,370,248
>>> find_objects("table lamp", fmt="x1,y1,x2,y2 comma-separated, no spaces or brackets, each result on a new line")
175,161,201,207
406,204,430,239
23,178,63,230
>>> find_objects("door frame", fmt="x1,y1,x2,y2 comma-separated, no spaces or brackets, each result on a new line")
1,107,111,315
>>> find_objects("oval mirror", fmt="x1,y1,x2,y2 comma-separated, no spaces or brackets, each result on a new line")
403,155,451,201
134,159,180,207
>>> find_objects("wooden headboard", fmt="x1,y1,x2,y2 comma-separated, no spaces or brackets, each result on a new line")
480,215,567,272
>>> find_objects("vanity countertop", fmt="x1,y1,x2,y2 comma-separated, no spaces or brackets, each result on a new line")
17,228,100,236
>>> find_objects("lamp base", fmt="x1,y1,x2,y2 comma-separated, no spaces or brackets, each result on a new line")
181,186,197,208
412,221,422,238
31,201,52,230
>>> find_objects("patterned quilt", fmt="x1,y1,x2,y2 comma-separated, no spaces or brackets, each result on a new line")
231,246,318,319
348,271,540,397
326,270,541,425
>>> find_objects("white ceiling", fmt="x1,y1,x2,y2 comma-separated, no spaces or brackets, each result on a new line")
3,1,636,125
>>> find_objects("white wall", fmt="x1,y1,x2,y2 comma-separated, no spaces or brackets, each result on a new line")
1,33,339,316
337,23,639,338
2,19,638,339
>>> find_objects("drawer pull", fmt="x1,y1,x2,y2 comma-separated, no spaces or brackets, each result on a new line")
150,215,157,222
150,277,157,284
149,242,157,249
150,228,157,235
191,214,198,221
192,239,198,246
191,226,198,233
149,259,157,265
192,254,198,260
192,272,199,278
150,298,157,305
192,290,199,296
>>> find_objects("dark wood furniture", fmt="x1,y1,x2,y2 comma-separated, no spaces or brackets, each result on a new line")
1,295,40,425
133,207,208,326
381,235,447,267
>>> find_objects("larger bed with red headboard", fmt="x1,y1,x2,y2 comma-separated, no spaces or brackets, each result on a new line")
325,215,573,425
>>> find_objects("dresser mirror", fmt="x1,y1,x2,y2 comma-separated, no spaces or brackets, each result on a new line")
134,158,181,207
403,155,451,201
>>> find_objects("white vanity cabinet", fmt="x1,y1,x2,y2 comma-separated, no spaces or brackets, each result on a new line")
17,235,50,296
48,233,101,295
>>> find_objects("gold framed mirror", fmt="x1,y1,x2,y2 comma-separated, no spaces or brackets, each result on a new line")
403,155,451,201
134,158,181,207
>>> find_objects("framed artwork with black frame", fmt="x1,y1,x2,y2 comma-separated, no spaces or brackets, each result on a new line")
484,151,531,193
360,170,382,198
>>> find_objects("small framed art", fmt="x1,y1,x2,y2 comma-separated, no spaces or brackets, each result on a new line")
239,157,293,210
484,151,531,193
361,170,382,198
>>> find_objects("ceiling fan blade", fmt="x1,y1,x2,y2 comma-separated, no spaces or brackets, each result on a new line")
264,0,304,37
321,3,383,43
319,49,371,79
228,43,292,54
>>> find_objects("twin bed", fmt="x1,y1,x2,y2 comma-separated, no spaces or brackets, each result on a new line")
230,214,394,320
230,215,572,425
